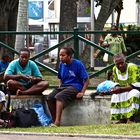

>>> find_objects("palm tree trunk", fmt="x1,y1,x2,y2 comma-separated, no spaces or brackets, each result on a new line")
15,0,28,54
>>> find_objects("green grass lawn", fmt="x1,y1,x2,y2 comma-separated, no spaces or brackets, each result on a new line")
41,70,59,86
1,123,140,136
42,69,107,88
43,75,59,86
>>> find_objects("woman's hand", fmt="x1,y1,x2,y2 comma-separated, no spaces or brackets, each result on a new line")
76,92,84,99
102,41,110,48
109,86,122,94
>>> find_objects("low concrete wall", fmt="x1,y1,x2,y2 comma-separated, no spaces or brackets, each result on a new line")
61,95,111,125
8,94,112,125
8,95,44,110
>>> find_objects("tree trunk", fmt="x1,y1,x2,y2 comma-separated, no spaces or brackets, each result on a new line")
56,0,77,70
94,0,122,43
59,0,77,31
0,0,18,57
77,0,91,68
95,0,122,30
116,10,121,28
15,0,28,53
59,0,77,44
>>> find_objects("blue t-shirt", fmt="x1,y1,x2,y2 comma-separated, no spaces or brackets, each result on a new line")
5,59,42,86
58,59,88,92
0,61,10,73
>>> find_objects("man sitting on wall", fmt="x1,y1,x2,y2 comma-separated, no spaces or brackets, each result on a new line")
4,48,49,95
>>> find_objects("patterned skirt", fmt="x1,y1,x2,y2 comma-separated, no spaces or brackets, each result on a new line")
111,89,140,120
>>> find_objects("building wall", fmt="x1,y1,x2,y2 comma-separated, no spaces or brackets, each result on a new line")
120,0,136,24
94,0,137,25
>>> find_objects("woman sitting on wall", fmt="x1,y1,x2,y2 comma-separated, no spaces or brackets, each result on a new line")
110,53,140,123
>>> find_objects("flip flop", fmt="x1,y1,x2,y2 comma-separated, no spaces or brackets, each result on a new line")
49,123,58,127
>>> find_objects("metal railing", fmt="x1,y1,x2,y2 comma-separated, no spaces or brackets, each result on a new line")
0,28,140,83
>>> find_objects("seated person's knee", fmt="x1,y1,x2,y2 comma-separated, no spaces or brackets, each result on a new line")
39,81,49,89
6,79,14,87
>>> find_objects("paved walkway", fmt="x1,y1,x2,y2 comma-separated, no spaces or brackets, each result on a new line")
0,134,123,140
0,131,140,140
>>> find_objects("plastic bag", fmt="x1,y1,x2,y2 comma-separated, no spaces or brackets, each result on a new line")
97,80,119,93
32,103,53,126
103,53,108,62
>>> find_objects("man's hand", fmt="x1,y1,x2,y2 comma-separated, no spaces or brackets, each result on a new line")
20,75,31,81
28,76,42,83
28,76,36,82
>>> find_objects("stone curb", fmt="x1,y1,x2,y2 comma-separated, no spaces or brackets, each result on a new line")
0,131,140,139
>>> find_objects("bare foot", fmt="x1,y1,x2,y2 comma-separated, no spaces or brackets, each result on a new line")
16,89,22,96
54,121,60,126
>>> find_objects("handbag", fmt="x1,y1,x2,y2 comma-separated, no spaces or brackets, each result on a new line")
1,88,40,128
13,108,40,127
103,53,108,62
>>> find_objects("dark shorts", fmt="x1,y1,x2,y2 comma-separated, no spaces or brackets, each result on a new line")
47,86,79,108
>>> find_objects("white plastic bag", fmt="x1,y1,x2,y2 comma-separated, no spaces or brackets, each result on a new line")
103,53,108,62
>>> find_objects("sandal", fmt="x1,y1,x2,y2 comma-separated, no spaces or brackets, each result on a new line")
49,123,58,127
0,119,15,128
0,120,9,128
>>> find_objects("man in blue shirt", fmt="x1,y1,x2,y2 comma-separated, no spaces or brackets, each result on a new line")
4,48,49,95
47,47,89,126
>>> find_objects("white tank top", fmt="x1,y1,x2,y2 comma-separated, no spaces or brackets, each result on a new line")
115,63,135,81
